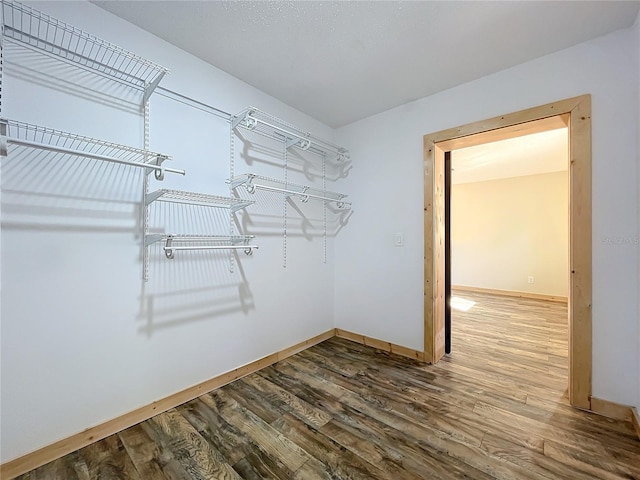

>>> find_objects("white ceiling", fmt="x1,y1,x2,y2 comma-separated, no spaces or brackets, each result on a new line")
91,1,640,128
451,127,568,185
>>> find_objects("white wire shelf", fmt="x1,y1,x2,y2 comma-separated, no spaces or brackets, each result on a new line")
228,173,351,209
145,234,258,259
146,189,254,213
0,118,184,179
1,0,169,103
231,107,350,162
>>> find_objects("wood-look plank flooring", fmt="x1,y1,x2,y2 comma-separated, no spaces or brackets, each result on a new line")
17,292,640,479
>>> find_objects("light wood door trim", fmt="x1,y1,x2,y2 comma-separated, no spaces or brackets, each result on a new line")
423,95,592,409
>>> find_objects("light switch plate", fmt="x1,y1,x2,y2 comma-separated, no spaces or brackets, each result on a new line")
395,233,404,247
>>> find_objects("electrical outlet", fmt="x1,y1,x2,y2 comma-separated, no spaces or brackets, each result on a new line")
527,276,535,284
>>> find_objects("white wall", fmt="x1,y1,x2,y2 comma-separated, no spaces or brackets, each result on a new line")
635,12,640,412
451,172,568,297
335,26,640,407
0,1,346,462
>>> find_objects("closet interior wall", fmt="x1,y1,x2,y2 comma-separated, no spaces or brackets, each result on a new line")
0,0,343,463
334,21,640,407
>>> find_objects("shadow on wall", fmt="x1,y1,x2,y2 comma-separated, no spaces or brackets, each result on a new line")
4,44,144,115
3,37,352,337
141,199,256,334
2,144,258,336
2,42,257,336
1,40,146,233
233,128,353,182
230,132,354,240
139,249,254,335
1,148,143,233
235,194,353,240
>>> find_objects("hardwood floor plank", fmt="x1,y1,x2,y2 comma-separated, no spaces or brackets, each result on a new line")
273,356,548,480
473,400,639,453
118,424,169,480
260,365,494,480
178,398,294,479
290,458,335,480
525,394,637,437
78,435,142,480
240,374,332,428
287,353,488,447
31,457,79,480
321,416,493,480
200,390,310,472
223,379,283,424
230,451,292,480
480,432,600,480
542,439,634,480
14,291,640,480
272,413,388,479
148,409,241,479
140,419,201,480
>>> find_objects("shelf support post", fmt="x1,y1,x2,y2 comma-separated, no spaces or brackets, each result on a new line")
0,119,7,157
142,70,167,104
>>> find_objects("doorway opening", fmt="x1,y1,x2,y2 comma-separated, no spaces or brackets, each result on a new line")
444,128,570,401
446,127,569,353
423,95,592,409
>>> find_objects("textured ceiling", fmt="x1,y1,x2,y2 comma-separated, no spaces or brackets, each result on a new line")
91,1,640,127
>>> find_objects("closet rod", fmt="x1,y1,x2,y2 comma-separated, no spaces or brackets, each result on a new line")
164,245,259,252
5,138,186,176
155,87,231,121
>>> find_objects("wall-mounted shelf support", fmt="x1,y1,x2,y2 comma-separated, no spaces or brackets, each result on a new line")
285,136,311,151
145,189,253,213
231,107,350,162
228,173,351,209
1,0,169,104
0,118,184,178
145,234,258,259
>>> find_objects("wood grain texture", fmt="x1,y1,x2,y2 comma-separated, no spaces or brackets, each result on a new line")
423,134,436,363
633,408,640,440
0,329,334,479
590,397,633,422
423,94,592,409
568,94,592,409
12,292,639,480
334,328,424,361
453,285,568,303
436,114,570,151
423,140,446,364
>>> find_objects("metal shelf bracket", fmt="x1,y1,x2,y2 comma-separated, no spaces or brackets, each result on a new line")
151,154,170,180
143,71,168,104
285,136,311,151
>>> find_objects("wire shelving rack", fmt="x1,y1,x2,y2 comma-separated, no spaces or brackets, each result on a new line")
0,118,183,179
145,189,254,213
231,107,350,162
145,234,258,259
228,173,351,208
1,0,169,103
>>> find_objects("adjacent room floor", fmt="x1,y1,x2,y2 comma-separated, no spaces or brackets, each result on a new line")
16,292,640,479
